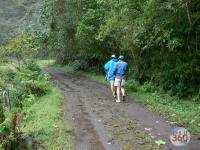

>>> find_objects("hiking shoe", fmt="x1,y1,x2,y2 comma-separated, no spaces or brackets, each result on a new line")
116,99,120,103
122,96,126,102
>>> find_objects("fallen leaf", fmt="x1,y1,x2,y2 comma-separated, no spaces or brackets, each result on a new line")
157,133,161,136
151,135,155,139
148,133,155,139
145,128,153,131
169,122,177,125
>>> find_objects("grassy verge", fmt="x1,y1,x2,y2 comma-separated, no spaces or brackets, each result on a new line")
21,87,75,150
0,59,55,72
57,65,200,135
129,91,200,135
1,61,75,149
0,64,16,71
37,59,56,68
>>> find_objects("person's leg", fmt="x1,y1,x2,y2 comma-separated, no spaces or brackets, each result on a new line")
121,87,125,96
114,85,117,97
110,80,116,97
114,78,121,102
112,85,117,98
110,80,113,92
121,79,126,101
116,86,121,102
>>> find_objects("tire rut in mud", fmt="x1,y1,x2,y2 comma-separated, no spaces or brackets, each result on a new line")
48,69,106,150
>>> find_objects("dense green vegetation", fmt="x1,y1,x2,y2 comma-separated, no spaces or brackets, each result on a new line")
0,60,50,149
0,60,74,149
0,0,200,149
0,0,74,148
0,32,39,70
37,0,200,99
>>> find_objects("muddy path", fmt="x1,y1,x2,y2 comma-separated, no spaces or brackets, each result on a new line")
47,68,200,150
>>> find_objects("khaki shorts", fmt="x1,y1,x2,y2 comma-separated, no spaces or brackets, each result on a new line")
114,78,125,87
110,80,114,85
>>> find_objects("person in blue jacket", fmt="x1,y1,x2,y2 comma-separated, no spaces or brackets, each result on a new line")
104,54,118,98
112,55,128,102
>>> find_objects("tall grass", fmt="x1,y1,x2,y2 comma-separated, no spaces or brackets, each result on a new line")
21,87,75,150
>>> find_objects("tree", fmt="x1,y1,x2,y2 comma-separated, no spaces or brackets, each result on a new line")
37,0,200,97
0,32,38,70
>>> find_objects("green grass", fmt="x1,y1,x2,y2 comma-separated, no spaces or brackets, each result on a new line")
37,59,56,68
0,59,55,70
130,91,200,135
84,72,108,85
56,65,75,73
0,61,75,149
58,65,200,135
0,64,16,71
21,87,75,150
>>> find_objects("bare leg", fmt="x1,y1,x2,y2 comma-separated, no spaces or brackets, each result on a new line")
121,87,126,101
114,86,117,96
116,86,121,102
110,81,115,97
121,87,125,96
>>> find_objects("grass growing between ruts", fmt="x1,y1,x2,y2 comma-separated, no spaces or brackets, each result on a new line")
21,87,75,150
57,65,200,135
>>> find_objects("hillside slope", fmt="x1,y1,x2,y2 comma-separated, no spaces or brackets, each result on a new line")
0,0,42,44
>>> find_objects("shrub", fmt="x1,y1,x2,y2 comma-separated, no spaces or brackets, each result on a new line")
0,102,5,123
0,60,51,109
126,80,139,92
0,59,50,149
11,72,50,108
23,59,41,72
72,59,88,71
192,89,200,102
141,82,157,93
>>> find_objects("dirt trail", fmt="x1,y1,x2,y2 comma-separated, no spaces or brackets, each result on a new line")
47,68,200,150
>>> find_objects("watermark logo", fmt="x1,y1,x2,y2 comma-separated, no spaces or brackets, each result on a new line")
170,127,191,146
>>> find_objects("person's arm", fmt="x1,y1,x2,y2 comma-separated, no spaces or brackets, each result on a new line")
104,62,109,72
104,62,110,80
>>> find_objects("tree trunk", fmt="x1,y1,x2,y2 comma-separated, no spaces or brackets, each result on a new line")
186,1,192,27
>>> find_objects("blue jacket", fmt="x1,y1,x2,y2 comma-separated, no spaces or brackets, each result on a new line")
112,60,128,77
104,58,118,80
